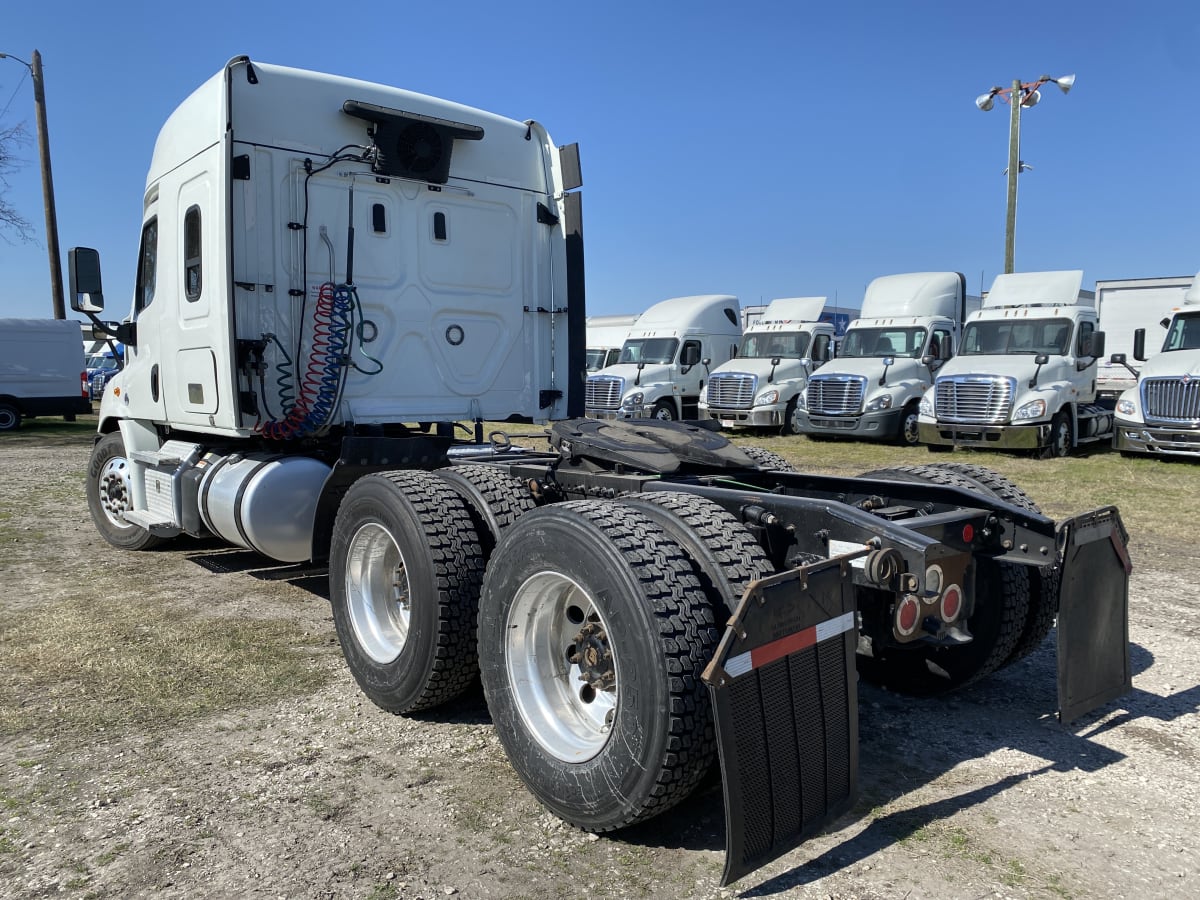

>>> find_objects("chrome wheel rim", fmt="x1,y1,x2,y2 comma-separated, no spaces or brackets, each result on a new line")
345,522,411,663
506,571,618,762
97,455,134,529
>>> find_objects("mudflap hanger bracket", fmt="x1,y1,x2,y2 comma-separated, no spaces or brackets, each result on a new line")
702,547,866,887
1055,505,1132,724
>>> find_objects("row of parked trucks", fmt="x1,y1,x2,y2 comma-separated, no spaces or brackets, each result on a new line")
71,56,1135,887
587,268,1200,459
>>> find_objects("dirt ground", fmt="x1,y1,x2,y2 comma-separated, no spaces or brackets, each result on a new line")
2,426,1198,900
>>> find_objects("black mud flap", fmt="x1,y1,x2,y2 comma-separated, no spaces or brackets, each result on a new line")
702,551,863,886
1055,506,1132,724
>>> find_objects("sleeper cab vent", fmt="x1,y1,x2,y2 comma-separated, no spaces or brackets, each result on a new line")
342,100,484,184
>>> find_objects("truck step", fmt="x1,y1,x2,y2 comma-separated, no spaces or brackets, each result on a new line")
129,448,184,467
121,509,174,531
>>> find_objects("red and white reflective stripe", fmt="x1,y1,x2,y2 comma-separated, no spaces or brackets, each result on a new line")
724,611,855,679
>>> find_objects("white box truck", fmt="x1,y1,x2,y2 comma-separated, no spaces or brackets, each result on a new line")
698,296,835,433
70,56,1133,887
795,272,975,445
0,318,91,430
583,293,741,420
1094,275,1194,399
919,270,1112,458
1113,270,1200,457
585,313,638,371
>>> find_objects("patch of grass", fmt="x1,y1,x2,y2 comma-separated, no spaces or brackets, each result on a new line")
94,843,130,867
0,595,331,740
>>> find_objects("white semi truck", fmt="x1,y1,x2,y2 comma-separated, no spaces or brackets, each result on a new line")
585,313,638,371
0,318,91,430
1094,275,1194,400
795,272,975,445
918,270,1112,458
698,296,835,433
73,57,1133,887
1113,271,1200,457
583,293,741,420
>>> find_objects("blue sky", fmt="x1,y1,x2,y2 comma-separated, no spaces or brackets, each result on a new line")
1,1,1196,323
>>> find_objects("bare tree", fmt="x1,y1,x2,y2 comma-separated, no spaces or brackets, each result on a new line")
1,121,34,243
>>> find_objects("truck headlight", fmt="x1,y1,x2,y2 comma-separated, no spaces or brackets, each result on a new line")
796,391,806,410
919,394,934,417
756,389,779,406
1117,398,1136,416
1014,399,1046,420
866,394,893,412
621,392,644,409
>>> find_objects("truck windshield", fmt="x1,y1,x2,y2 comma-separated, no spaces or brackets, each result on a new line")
585,349,608,371
737,331,811,359
619,338,679,365
1163,311,1200,352
86,355,119,371
961,319,1072,355
838,327,926,359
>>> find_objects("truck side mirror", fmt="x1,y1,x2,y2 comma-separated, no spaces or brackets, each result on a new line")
1087,331,1106,359
1109,353,1126,365
1133,328,1146,362
68,247,104,313
680,344,701,368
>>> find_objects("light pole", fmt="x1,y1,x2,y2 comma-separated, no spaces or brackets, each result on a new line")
976,73,1075,274
1,49,65,319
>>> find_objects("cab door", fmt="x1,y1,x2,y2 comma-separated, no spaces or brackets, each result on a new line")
117,208,168,423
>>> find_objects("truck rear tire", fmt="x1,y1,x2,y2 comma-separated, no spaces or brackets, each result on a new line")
0,402,21,431
618,491,775,618
436,464,536,553
739,444,797,472
921,463,1059,669
782,397,803,435
329,471,485,714
86,431,164,551
477,500,717,831
852,465,1029,694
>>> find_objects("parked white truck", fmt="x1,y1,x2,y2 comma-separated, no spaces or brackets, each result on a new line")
1113,271,1200,457
1094,275,1194,400
72,57,1133,888
795,272,974,445
918,270,1112,458
584,293,741,420
698,296,835,433
0,318,91,430
585,313,638,371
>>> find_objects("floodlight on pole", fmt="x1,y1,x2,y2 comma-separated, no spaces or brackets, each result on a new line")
975,73,1075,274
1,49,65,319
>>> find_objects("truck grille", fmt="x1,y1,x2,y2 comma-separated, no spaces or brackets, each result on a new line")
585,375,623,410
934,375,1015,424
807,375,865,415
707,373,757,409
1142,377,1200,424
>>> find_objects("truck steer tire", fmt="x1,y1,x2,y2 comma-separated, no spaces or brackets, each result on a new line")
329,471,485,714
897,401,921,447
1039,411,1072,459
477,500,717,831
739,444,797,472
618,491,775,618
651,400,677,421
782,397,803,435
86,432,163,551
436,464,537,554
922,463,1060,669
0,402,21,431
853,465,1029,694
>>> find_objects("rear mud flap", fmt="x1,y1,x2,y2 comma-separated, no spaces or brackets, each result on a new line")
702,552,862,886
1055,506,1132,723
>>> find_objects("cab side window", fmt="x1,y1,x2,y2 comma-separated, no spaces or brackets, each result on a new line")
135,217,158,313
184,206,202,302
1076,320,1095,356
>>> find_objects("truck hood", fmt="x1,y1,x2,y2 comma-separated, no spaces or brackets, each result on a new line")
711,358,809,382
936,355,1054,383
811,357,927,387
1138,350,1200,380
591,363,673,386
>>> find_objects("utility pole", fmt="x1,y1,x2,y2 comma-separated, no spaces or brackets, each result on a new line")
1,49,65,318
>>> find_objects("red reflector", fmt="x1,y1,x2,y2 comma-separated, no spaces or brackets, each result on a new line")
941,584,963,621
962,523,975,543
896,596,920,636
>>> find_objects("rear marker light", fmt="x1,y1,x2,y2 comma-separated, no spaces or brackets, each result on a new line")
941,584,963,621
895,595,920,637
962,523,975,543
